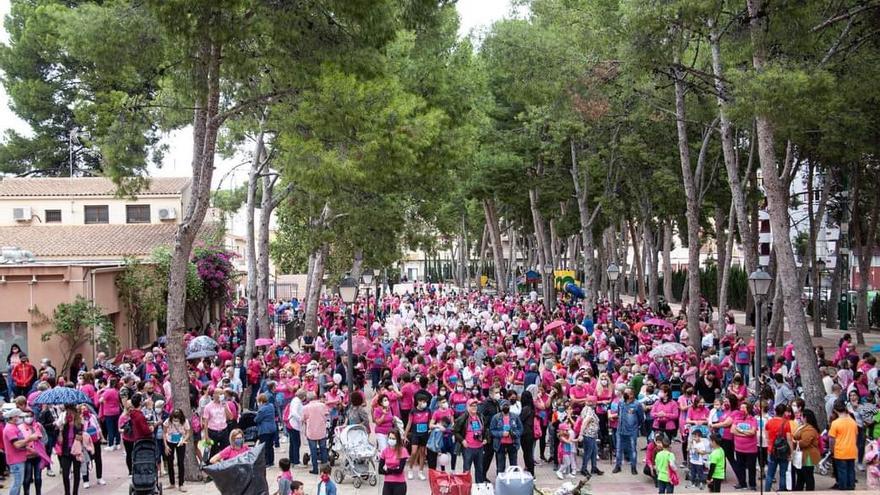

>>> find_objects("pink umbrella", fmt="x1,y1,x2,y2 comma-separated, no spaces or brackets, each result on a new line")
545,320,566,331
644,318,673,330
218,350,233,362
255,337,274,347
351,336,371,355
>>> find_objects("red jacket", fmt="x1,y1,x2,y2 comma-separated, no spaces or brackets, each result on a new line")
129,409,153,441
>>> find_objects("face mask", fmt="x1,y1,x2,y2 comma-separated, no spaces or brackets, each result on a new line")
456,387,463,393
558,412,567,421
233,438,244,448
439,403,448,410
601,379,609,386
492,394,501,401
388,438,397,447
24,417,34,425
381,401,389,408
791,405,800,413
417,403,427,410
439,391,446,397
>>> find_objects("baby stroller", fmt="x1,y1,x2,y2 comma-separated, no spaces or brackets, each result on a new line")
238,410,258,443
331,424,378,488
130,440,162,495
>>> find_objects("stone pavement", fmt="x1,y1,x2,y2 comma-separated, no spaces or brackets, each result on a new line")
31,437,869,495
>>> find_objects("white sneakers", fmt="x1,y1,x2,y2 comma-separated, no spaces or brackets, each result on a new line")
84,482,91,489
407,470,414,480
418,471,427,481
97,479,107,486
556,470,564,480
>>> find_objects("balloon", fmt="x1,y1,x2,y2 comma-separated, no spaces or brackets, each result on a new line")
516,349,526,360
417,336,426,346
493,322,503,331
372,322,381,330
455,343,464,352
530,322,538,331
501,314,510,322
436,334,446,343
449,332,456,341
333,374,342,384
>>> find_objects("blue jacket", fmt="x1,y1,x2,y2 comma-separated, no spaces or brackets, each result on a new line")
255,403,276,435
489,413,523,452
616,400,645,436
316,479,337,495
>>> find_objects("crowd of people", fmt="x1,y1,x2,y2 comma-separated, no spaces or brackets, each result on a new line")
0,283,879,495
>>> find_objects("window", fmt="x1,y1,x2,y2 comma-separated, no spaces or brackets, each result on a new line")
760,219,771,233
84,205,109,224
126,204,151,224
45,209,62,223
760,242,771,256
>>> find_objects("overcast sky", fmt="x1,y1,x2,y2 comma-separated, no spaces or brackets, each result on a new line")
0,0,516,187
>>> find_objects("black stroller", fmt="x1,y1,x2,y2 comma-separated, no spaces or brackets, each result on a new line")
238,410,259,444
130,440,162,495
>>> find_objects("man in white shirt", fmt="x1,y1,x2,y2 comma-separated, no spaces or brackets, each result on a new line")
286,389,305,467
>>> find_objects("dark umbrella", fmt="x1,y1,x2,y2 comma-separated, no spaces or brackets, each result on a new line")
96,361,124,377
186,349,218,360
33,387,95,409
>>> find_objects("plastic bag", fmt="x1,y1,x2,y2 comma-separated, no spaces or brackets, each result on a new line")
471,482,494,495
427,429,444,453
202,443,269,495
428,468,472,495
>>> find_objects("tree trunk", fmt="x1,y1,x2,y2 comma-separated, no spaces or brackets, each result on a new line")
629,220,645,302
570,140,598,311
663,220,674,303
645,220,659,311
244,134,264,359
852,177,879,345
826,239,842,329
302,251,315,313
256,171,275,340
483,198,507,294
507,224,517,285
709,19,758,278
529,185,554,309
461,213,469,289
718,201,737,331
747,0,826,427
672,65,705,347
165,40,222,482
477,224,488,287
304,243,328,338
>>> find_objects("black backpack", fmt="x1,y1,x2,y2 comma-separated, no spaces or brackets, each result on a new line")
773,435,790,460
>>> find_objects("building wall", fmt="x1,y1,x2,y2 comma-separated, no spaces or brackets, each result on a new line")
0,196,185,226
0,264,138,374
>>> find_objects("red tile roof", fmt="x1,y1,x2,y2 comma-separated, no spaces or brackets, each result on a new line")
0,177,191,197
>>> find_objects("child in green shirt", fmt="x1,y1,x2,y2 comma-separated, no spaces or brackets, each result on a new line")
654,434,677,494
707,434,727,493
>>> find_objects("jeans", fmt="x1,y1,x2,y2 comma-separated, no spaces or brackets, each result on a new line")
103,415,120,447
82,443,101,482
307,438,327,473
833,459,855,490
24,457,42,495
736,364,750,385
495,443,517,474
287,428,301,465
658,479,675,493
259,433,275,467
8,462,24,495
615,433,638,468
582,437,598,473
765,456,788,491
689,462,706,485
462,447,486,484
370,368,381,390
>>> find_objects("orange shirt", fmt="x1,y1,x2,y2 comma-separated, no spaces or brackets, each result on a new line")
828,415,858,460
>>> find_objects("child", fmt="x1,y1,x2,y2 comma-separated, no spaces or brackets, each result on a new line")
865,437,880,489
315,463,337,495
275,458,293,495
686,428,709,489
707,434,726,493
555,423,578,479
653,434,677,494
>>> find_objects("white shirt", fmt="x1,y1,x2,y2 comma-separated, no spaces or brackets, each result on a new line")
287,397,304,430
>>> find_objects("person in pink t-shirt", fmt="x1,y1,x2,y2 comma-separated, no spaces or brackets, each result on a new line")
731,402,758,489
209,428,250,464
379,430,409,494
4,408,39,495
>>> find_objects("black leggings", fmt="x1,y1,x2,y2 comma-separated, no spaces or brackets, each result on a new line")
522,436,536,476
794,466,815,491
165,442,186,487
382,481,407,495
734,451,757,488
539,421,549,461
83,442,102,481
124,439,134,474
59,455,82,495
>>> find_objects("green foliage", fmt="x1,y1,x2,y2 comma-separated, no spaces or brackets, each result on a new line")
116,257,166,346
38,295,116,373
151,246,204,303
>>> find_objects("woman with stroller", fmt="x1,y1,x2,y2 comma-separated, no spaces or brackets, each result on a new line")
163,408,191,492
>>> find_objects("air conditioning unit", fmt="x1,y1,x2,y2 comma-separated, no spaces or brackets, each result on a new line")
12,207,32,222
158,207,177,220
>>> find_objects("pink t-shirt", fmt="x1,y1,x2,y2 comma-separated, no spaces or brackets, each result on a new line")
217,445,250,461
400,383,418,411
731,412,758,453
2,423,29,465
380,447,409,483
464,415,484,449
202,401,229,432
99,388,122,417
501,416,513,445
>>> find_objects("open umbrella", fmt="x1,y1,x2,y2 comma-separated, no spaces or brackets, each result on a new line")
545,320,566,332
218,350,233,362
187,335,218,354
113,348,145,364
255,338,274,347
644,318,674,330
96,361,123,377
649,342,687,358
186,349,218,360
351,335,371,355
33,387,95,408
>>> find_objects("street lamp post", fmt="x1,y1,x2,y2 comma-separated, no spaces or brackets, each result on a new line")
607,263,620,320
338,275,359,395
814,258,826,336
543,262,555,313
361,269,374,332
749,266,772,495
372,268,380,321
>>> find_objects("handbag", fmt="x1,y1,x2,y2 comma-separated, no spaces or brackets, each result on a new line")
427,429,444,453
495,466,535,495
428,469,472,495
471,482,494,495
668,465,680,486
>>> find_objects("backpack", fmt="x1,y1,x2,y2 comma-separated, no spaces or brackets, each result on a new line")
773,434,791,460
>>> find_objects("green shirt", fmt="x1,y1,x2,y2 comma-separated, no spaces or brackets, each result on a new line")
708,447,726,480
631,374,644,394
655,450,675,482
